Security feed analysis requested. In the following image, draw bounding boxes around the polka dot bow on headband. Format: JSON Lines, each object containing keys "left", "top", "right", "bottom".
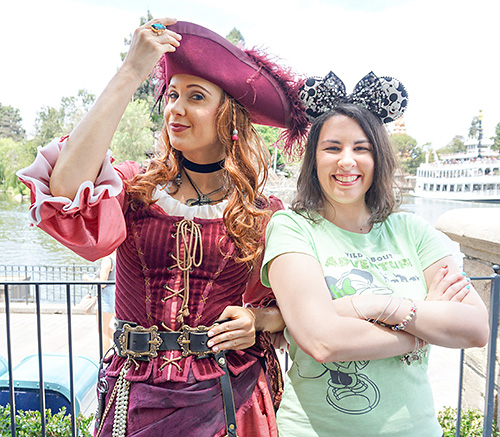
{"left": 299, "top": 71, "right": 408, "bottom": 124}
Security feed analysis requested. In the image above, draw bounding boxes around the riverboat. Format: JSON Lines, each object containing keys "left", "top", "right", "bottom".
{"left": 412, "top": 118, "right": 500, "bottom": 201}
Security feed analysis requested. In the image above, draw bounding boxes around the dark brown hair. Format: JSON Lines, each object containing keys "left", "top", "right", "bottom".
{"left": 126, "top": 92, "right": 271, "bottom": 265}
{"left": 292, "top": 103, "right": 397, "bottom": 225}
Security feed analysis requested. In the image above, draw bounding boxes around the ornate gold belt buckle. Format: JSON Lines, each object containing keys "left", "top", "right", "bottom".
{"left": 177, "top": 325, "right": 194, "bottom": 357}
{"left": 177, "top": 324, "right": 211, "bottom": 358}
{"left": 119, "top": 324, "right": 163, "bottom": 359}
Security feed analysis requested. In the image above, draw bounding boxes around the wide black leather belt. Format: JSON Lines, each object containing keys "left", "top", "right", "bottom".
{"left": 113, "top": 319, "right": 239, "bottom": 436}
{"left": 114, "top": 320, "right": 212, "bottom": 361}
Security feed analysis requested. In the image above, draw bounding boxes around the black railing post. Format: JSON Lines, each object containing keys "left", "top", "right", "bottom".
{"left": 65, "top": 284, "right": 77, "bottom": 437}
{"left": 483, "top": 265, "right": 500, "bottom": 437}
{"left": 97, "top": 285, "right": 104, "bottom": 360}
{"left": 24, "top": 265, "right": 28, "bottom": 305}
{"left": 35, "top": 284, "right": 46, "bottom": 436}
{"left": 455, "top": 348, "right": 465, "bottom": 437}
{"left": 4, "top": 285, "right": 17, "bottom": 436}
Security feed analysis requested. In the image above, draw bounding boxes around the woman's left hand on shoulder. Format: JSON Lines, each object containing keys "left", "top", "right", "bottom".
{"left": 207, "top": 306, "right": 257, "bottom": 352}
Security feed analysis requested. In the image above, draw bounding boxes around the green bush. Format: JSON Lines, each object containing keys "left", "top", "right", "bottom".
{"left": 438, "top": 406, "right": 500, "bottom": 436}
{"left": 0, "top": 404, "right": 93, "bottom": 436}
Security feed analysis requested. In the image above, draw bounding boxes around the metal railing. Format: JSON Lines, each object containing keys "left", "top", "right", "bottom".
{"left": 1, "top": 280, "right": 111, "bottom": 437}
{"left": 0, "top": 265, "right": 97, "bottom": 304}
{"left": 0, "top": 266, "right": 499, "bottom": 436}
{"left": 457, "top": 265, "right": 500, "bottom": 437}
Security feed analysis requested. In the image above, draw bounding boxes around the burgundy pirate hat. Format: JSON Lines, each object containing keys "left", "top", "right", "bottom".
{"left": 154, "top": 21, "right": 308, "bottom": 155}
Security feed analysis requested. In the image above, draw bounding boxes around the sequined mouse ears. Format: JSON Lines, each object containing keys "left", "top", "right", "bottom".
{"left": 299, "top": 71, "right": 408, "bottom": 124}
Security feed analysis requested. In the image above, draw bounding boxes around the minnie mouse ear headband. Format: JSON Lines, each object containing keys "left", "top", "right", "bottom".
{"left": 299, "top": 71, "right": 408, "bottom": 124}
{"left": 153, "top": 21, "right": 308, "bottom": 152}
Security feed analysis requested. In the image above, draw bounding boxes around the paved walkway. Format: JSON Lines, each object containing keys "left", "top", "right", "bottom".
{"left": 0, "top": 308, "right": 462, "bottom": 414}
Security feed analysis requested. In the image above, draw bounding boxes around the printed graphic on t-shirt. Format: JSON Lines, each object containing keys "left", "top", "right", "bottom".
{"left": 297, "top": 358, "right": 380, "bottom": 415}
{"left": 296, "top": 254, "right": 422, "bottom": 416}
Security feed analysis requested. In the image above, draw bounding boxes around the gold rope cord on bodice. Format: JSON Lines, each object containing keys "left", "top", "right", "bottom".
{"left": 162, "top": 219, "right": 203, "bottom": 326}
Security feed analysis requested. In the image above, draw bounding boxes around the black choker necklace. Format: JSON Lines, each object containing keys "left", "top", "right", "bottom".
{"left": 182, "top": 157, "right": 225, "bottom": 173}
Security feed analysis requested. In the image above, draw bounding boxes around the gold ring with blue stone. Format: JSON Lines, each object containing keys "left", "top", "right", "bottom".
{"left": 151, "top": 23, "right": 166, "bottom": 35}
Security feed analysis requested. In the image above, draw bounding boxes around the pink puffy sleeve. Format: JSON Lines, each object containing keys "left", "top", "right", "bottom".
{"left": 16, "top": 136, "right": 140, "bottom": 262}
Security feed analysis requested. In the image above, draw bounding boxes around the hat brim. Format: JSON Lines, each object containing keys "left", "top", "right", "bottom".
{"left": 159, "top": 21, "right": 293, "bottom": 129}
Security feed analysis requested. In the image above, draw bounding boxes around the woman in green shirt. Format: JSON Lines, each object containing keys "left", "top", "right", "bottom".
{"left": 262, "top": 72, "right": 489, "bottom": 436}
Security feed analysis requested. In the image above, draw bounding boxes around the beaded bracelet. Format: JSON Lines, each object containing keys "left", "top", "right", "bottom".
{"left": 391, "top": 300, "right": 417, "bottom": 331}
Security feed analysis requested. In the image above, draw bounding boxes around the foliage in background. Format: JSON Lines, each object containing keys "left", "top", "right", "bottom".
{"left": 390, "top": 133, "right": 425, "bottom": 175}
{"left": 469, "top": 116, "right": 480, "bottom": 139}
{"left": 226, "top": 28, "right": 245, "bottom": 46}
{"left": 437, "top": 406, "right": 500, "bottom": 437}
{"left": 254, "top": 125, "right": 290, "bottom": 171}
{"left": 33, "top": 90, "right": 96, "bottom": 147}
{"left": 437, "top": 135, "right": 466, "bottom": 155}
{"left": 0, "top": 138, "right": 36, "bottom": 194}
{"left": 110, "top": 99, "right": 154, "bottom": 163}
{"left": 0, "top": 104, "right": 26, "bottom": 142}
{"left": 493, "top": 122, "right": 500, "bottom": 151}
{"left": 120, "top": 11, "right": 164, "bottom": 133}
{"left": 0, "top": 405, "right": 93, "bottom": 437}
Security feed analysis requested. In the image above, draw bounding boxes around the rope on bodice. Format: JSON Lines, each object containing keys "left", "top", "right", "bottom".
{"left": 163, "top": 219, "right": 203, "bottom": 325}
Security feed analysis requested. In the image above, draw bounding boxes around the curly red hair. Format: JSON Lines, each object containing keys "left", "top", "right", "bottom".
{"left": 126, "top": 92, "right": 271, "bottom": 265}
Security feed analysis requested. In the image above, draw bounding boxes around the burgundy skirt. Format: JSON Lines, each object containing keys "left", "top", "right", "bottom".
{"left": 95, "top": 361, "right": 277, "bottom": 437}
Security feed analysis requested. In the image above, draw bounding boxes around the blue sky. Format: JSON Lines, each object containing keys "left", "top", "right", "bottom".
{"left": 1, "top": 0, "right": 498, "bottom": 149}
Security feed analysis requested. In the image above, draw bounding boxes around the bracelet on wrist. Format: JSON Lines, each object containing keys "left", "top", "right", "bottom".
{"left": 392, "top": 300, "right": 417, "bottom": 331}
{"left": 401, "top": 337, "right": 428, "bottom": 365}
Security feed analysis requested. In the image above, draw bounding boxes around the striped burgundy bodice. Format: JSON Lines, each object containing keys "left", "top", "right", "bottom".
{"left": 106, "top": 202, "right": 263, "bottom": 383}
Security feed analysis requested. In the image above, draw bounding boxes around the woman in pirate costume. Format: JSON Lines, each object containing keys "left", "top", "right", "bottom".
{"left": 18, "top": 18, "right": 307, "bottom": 437}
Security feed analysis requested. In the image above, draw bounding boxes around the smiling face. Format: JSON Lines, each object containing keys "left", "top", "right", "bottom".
{"left": 315, "top": 115, "right": 374, "bottom": 211}
{"left": 165, "top": 74, "right": 224, "bottom": 163}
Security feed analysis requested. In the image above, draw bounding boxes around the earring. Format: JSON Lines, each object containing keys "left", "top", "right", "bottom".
{"left": 232, "top": 106, "right": 239, "bottom": 142}
{"left": 175, "top": 172, "right": 182, "bottom": 188}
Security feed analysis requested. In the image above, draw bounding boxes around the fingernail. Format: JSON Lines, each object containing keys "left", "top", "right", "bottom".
{"left": 207, "top": 340, "right": 214, "bottom": 347}
{"left": 212, "top": 345, "right": 219, "bottom": 352}
{"left": 467, "top": 277, "right": 471, "bottom": 282}
{"left": 442, "top": 265, "right": 448, "bottom": 269}
{"left": 461, "top": 272, "right": 466, "bottom": 276}
{"left": 466, "top": 285, "right": 470, "bottom": 289}
{"left": 207, "top": 331, "right": 214, "bottom": 337}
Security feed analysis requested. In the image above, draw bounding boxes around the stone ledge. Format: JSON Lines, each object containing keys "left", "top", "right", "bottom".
{"left": 435, "top": 208, "right": 500, "bottom": 264}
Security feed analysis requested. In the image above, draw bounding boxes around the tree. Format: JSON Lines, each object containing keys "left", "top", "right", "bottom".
{"left": 0, "top": 104, "right": 26, "bottom": 141}
{"left": 390, "top": 134, "right": 424, "bottom": 175}
{"left": 120, "top": 11, "right": 154, "bottom": 62}
{"left": 33, "top": 106, "right": 65, "bottom": 147}
{"left": 120, "top": 11, "right": 164, "bottom": 132}
{"left": 492, "top": 122, "right": 500, "bottom": 152}
{"left": 60, "top": 89, "right": 96, "bottom": 133}
{"left": 437, "top": 135, "right": 466, "bottom": 155}
{"left": 0, "top": 137, "right": 34, "bottom": 193}
{"left": 468, "top": 116, "right": 479, "bottom": 139}
{"left": 110, "top": 99, "right": 154, "bottom": 163}
{"left": 33, "top": 90, "right": 95, "bottom": 147}
{"left": 226, "top": 28, "right": 245, "bottom": 47}
{"left": 254, "top": 125, "right": 290, "bottom": 169}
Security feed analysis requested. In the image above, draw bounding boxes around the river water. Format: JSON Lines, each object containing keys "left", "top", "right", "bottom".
{"left": 0, "top": 192, "right": 498, "bottom": 266}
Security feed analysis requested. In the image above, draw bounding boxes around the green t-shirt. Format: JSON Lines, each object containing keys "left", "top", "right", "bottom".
{"left": 262, "top": 210, "right": 451, "bottom": 437}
